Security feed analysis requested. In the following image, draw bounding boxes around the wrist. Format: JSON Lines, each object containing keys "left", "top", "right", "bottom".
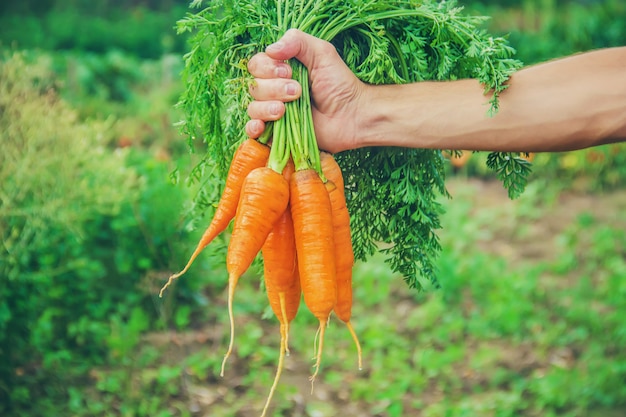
{"left": 357, "top": 84, "right": 392, "bottom": 148}
{"left": 357, "top": 83, "right": 427, "bottom": 149}
{"left": 344, "top": 82, "right": 383, "bottom": 151}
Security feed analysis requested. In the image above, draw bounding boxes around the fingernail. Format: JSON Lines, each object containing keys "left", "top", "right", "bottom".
{"left": 270, "top": 103, "right": 280, "bottom": 115}
{"left": 252, "top": 120, "right": 262, "bottom": 134}
{"left": 285, "top": 82, "right": 296, "bottom": 96}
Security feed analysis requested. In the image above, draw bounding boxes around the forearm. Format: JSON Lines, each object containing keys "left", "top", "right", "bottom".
{"left": 359, "top": 47, "right": 626, "bottom": 152}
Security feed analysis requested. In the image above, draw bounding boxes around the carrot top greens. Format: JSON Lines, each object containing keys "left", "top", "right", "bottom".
{"left": 176, "top": 0, "right": 528, "bottom": 290}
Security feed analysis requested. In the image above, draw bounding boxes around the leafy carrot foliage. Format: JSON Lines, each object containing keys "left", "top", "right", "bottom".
{"left": 175, "top": 0, "right": 525, "bottom": 290}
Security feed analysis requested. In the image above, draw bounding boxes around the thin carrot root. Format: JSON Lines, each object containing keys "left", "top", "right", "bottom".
{"left": 220, "top": 274, "right": 237, "bottom": 377}
{"left": 285, "top": 321, "right": 291, "bottom": 357}
{"left": 279, "top": 293, "right": 291, "bottom": 356}
{"left": 159, "top": 253, "right": 199, "bottom": 297}
{"left": 158, "top": 274, "right": 178, "bottom": 298}
{"left": 260, "top": 324, "right": 287, "bottom": 417}
{"left": 345, "top": 321, "right": 363, "bottom": 370}
{"left": 311, "top": 324, "right": 320, "bottom": 361}
{"left": 309, "top": 319, "right": 327, "bottom": 393}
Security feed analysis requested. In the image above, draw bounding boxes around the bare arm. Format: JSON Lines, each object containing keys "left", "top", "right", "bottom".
{"left": 246, "top": 30, "right": 626, "bottom": 154}
{"left": 361, "top": 47, "right": 626, "bottom": 152}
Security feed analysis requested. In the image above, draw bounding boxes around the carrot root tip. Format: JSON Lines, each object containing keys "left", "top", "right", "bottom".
{"left": 260, "top": 330, "right": 287, "bottom": 417}
{"left": 220, "top": 277, "right": 237, "bottom": 377}
{"left": 159, "top": 247, "right": 205, "bottom": 297}
{"left": 158, "top": 271, "right": 184, "bottom": 298}
{"left": 345, "top": 321, "right": 363, "bottom": 371}
{"left": 308, "top": 320, "right": 327, "bottom": 392}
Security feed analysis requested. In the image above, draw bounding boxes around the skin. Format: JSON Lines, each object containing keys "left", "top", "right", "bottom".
{"left": 246, "top": 29, "right": 626, "bottom": 154}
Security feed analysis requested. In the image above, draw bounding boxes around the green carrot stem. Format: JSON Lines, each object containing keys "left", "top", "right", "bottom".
{"left": 257, "top": 122, "right": 273, "bottom": 145}
{"left": 268, "top": 111, "right": 289, "bottom": 173}
{"left": 276, "top": 0, "right": 282, "bottom": 30}
{"left": 299, "top": 64, "right": 325, "bottom": 181}
{"left": 286, "top": 98, "right": 306, "bottom": 170}
{"left": 292, "top": 0, "right": 321, "bottom": 29}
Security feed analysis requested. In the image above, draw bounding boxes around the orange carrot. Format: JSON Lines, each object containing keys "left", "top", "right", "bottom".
{"left": 321, "top": 152, "right": 362, "bottom": 370}
{"left": 260, "top": 206, "right": 301, "bottom": 417}
{"left": 263, "top": 158, "right": 298, "bottom": 353}
{"left": 320, "top": 151, "right": 345, "bottom": 190}
{"left": 289, "top": 168, "right": 337, "bottom": 384}
{"left": 159, "top": 138, "right": 270, "bottom": 297}
{"left": 221, "top": 166, "right": 289, "bottom": 376}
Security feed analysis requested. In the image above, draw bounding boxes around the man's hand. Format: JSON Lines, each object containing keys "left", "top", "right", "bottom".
{"left": 246, "top": 29, "right": 367, "bottom": 154}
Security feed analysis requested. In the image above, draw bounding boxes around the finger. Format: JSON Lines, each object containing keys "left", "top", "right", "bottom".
{"left": 247, "top": 100, "right": 285, "bottom": 121}
{"left": 248, "top": 78, "right": 301, "bottom": 101}
{"left": 245, "top": 119, "right": 266, "bottom": 139}
{"left": 266, "top": 29, "right": 336, "bottom": 69}
{"left": 248, "top": 52, "right": 292, "bottom": 78}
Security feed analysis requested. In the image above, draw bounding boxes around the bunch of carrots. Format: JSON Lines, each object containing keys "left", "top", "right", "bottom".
{"left": 160, "top": 62, "right": 362, "bottom": 415}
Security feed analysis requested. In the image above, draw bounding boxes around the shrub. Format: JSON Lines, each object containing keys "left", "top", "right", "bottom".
{"left": 0, "top": 52, "right": 208, "bottom": 416}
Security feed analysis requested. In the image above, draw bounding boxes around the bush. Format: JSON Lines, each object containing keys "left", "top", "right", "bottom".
{"left": 0, "top": 52, "right": 210, "bottom": 416}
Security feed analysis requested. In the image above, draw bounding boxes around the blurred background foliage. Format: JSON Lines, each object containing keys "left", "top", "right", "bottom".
{"left": 465, "top": 0, "right": 626, "bottom": 64}
{"left": 0, "top": 0, "right": 625, "bottom": 416}
{"left": 0, "top": 0, "right": 188, "bottom": 58}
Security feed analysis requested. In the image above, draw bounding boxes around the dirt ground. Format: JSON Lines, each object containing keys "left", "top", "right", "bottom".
{"left": 450, "top": 178, "right": 626, "bottom": 266}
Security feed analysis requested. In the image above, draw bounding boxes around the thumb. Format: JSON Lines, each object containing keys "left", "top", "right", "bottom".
{"left": 265, "top": 29, "right": 328, "bottom": 69}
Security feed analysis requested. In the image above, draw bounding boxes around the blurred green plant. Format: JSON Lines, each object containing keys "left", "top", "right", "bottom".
{"left": 0, "top": 3, "right": 189, "bottom": 59}
{"left": 455, "top": 143, "right": 626, "bottom": 194}
{"left": 476, "top": 0, "right": 626, "bottom": 65}
{"left": 0, "top": 52, "right": 217, "bottom": 416}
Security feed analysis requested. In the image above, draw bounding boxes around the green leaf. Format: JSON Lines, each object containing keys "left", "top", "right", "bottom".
{"left": 175, "top": 0, "right": 524, "bottom": 289}
{"left": 486, "top": 152, "right": 533, "bottom": 199}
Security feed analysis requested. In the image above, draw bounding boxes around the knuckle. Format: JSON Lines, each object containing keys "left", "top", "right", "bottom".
{"left": 247, "top": 82, "right": 259, "bottom": 99}
{"left": 247, "top": 101, "right": 261, "bottom": 118}
{"left": 318, "top": 40, "right": 337, "bottom": 56}
{"left": 247, "top": 52, "right": 268, "bottom": 75}
{"left": 247, "top": 101, "right": 283, "bottom": 121}
{"left": 247, "top": 56, "right": 258, "bottom": 74}
{"left": 272, "top": 80, "right": 286, "bottom": 97}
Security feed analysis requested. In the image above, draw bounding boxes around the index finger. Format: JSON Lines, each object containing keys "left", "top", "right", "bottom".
{"left": 247, "top": 52, "right": 292, "bottom": 79}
